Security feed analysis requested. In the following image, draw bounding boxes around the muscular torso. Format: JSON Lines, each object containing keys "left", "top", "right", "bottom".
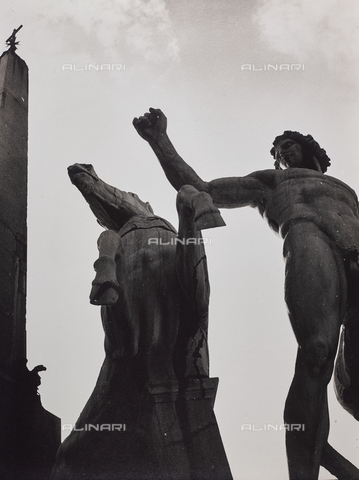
{"left": 261, "top": 169, "right": 359, "bottom": 251}
{"left": 215, "top": 167, "right": 359, "bottom": 253}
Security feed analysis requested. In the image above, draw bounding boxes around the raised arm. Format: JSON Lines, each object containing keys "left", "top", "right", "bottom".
{"left": 133, "top": 108, "right": 274, "bottom": 209}
{"left": 133, "top": 108, "right": 205, "bottom": 192}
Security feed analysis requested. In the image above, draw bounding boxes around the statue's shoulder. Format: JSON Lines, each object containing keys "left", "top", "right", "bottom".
{"left": 280, "top": 169, "right": 358, "bottom": 203}
{"left": 324, "top": 174, "right": 359, "bottom": 202}
{"left": 248, "top": 168, "right": 284, "bottom": 188}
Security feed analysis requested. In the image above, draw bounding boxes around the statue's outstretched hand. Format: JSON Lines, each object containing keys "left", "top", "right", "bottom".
{"left": 133, "top": 107, "right": 167, "bottom": 142}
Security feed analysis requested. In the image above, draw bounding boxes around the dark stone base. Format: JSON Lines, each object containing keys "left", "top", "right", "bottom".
{"left": 0, "top": 367, "right": 61, "bottom": 480}
{"left": 51, "top": 377, "right": 232, "bottom": 480}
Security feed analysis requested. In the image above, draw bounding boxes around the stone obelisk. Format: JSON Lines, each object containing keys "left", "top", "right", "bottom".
{"left": 0, "top": 28, "right": 60, "bottom": 480}
{"left": 0, "top": 26, "right": 28, "bottom": 370}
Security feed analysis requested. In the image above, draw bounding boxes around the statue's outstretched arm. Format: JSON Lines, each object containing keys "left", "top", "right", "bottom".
{"left": 133, "top": 108, "right": 273, "bottom": 209}
{"left": 133, "top": 108, "right": 206, "bottom": 192}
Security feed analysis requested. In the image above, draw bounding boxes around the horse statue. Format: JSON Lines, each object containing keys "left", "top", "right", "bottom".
{"left": 51, "top": 164, "right": 232, "bottom": 480}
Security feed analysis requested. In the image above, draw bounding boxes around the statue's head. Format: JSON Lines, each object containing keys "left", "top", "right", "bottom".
{"left": 68, "top": 163, "right": 154, "bottom": 231}
{"left": 270, "top": 131, "right": 331, "bottom": 173}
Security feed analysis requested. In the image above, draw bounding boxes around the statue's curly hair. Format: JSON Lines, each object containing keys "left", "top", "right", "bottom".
{"left": 270, "top": 131, "right": 331, "bottom": 173}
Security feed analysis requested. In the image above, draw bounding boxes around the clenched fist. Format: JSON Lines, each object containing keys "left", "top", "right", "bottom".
{"left": 133, "top": 107, "right": 167, "bottom": 143}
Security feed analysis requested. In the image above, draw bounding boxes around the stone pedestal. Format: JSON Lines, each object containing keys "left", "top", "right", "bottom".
{"left": 145, "top": 382, "right": 191, "bottom": 479}
{"left": 143, "top": 378, "right": 233, "bottom": 480}
{"left": 177, "top": 378, "right": 233, "bottom": 480}
{"left": 51, "top": 370, "right": 232, "bottom": 480}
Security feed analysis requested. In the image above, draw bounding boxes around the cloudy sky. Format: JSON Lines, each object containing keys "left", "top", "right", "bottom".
{"left": 1, "top": 1, "right": 359, "bottom": 479}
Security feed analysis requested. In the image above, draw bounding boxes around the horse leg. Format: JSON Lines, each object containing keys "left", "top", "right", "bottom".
{"left": 176, "top": 185, "right": 224, "bottom": 313}
{"left": 175, "top": 185, "right": 225, "bottom": 378}
{"left": 90, "top": 230, "right": 121, "bottom": 306}
{"left": 191, "top": 190, "right": 226, "bottom": 231}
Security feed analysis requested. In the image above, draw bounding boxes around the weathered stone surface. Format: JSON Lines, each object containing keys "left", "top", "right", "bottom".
{"left": 133, "top": 108, "right": 359, "bottom": 480}
{"left": 0, "top": 361, "right": 61, "bottom": 480}
{"left": 0, "top": 49, "right": 28, "bottom": 369}
{"left": 0, "top": 47, "right": 60, "bottom": 480}
{"left": 51, "top": 164, "right": 231, "bottom": 479}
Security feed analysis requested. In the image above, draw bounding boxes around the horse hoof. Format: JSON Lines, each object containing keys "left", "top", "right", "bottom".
{"left": 90, "top": 282, "right": 119, "bottom": 306}
{"left": 194, "top": 211, "right": 226, "bottom": 231}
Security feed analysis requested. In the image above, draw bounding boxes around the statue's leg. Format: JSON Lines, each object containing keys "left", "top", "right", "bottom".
{"left": 283, "top": 223, "right": 347, "bottom": 480}
{"left": 324, "top": 267, "right": 359, "bottom": 479}
{"left": 321, "top": 442, "right": 359, "bottom": 480}
{"left": 334, "top": 267, "right": 359, "bottom": 422}
{"left": 90, "top": 230, "right": 121, "bottom": 306}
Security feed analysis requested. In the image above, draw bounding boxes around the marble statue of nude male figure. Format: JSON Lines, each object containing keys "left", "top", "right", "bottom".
{"left": 133, "top": 108, "right": 359, "bottom": 480}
